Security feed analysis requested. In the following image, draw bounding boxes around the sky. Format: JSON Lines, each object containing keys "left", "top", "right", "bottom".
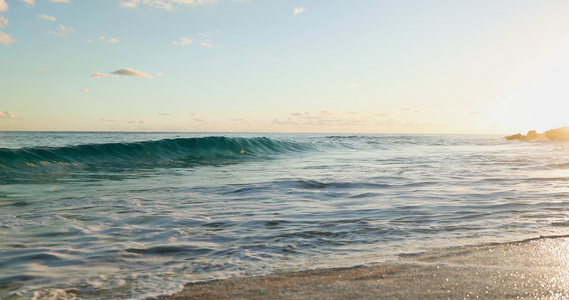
{"left": 1, "top": 0, "right": 569, "bottom": 133}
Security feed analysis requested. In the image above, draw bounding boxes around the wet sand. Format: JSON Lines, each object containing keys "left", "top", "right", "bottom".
{"left": 163, "top": 236, "right": 569, "bottom": 299}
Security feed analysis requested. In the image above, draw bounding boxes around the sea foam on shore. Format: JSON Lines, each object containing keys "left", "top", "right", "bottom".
{"left": 164, "top": 236, "right": 569, "bottom": 299}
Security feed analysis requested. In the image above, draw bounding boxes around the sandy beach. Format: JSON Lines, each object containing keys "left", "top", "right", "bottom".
{"left": 163, "top": 236, "right": 569, "bottom": 299}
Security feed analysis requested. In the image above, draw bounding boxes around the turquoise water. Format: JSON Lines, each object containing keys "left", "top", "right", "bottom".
{"left": 2, "top": 132, "right": 569, "bottom": 299}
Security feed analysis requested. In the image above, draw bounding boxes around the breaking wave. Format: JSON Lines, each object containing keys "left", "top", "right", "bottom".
{"left": 0, "top": 136, "right": 312, "bottom": 171}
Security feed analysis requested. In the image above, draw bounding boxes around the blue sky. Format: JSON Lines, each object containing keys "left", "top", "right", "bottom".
{"left": 2, "top": 0, "right": 569, "bottom": 133}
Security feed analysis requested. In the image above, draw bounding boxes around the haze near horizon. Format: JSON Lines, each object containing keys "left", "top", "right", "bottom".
{"left": 2, "top": 0, "right": 569, "bottom": 134}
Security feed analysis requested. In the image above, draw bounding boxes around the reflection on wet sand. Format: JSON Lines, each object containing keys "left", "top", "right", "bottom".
{"left": 164, "top": 236, "right": 569, "bottom": 299}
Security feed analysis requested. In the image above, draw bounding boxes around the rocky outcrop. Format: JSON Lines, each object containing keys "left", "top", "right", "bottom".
{"left": 506, "top": 127, "right": 569, "bottom": 141}
{"left": 505, "top": 130, "right": 545, "bottom": 141}
{"left": 544, "top": 127, "right": 569, "bottom": 141}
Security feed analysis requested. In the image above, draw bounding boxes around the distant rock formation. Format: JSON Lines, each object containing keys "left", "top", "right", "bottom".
{"left": 505, "top": 130, "right": 545, "bottom": 141}
{"left": 506, "top": 127, "right": 569, "bottom": 141}
{"left": 545, "top": 127, "right": 569, "bottom": 141}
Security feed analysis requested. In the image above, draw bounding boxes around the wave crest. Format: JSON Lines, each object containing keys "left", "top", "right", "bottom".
{"left": 0, "top": 136, "right": 311, "bottom": 170}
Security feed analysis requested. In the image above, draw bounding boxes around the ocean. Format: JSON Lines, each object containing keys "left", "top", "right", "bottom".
{"left": 1, "top": 132, "right": 569, "bottom": 299}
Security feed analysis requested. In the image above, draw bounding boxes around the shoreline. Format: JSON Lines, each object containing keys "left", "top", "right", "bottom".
{"left": 163, "top": 235, "right": 569, "bottom": 299}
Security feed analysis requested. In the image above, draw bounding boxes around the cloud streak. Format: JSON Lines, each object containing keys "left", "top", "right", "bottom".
{"left": 0, "top": 15, "right": 8, "bottom": 28}
{"left": 19, "top": 0, "right": 34, "bottom": 7}
{"left": 120, "top": 0, "right": 217, "bottom": 10}
{"left": 173, "top": 37, "right": 193, "bottom": 46}
{"left": 37, "top": 14, "right": 56, "bottom": 21}
{"left": 270, "top": 109, "right": 458, "bottom": 131}
{"left": 293, "top": 7, "right": 304, "bottom": 15}
{"left": 273, "top": 110, "right": 372, "bottom": 128}
{"left": 101, "top": 118, "right": 119, "bottom": 122}
{"left": 91, "top": 72, "right": 119, "bottom": 78}
{"left": 200, "top": 39, "right": 223, "bottom": 48}
{"left": 129, "top": 119, "right": 151, "bottom": 124}
{"left": 0, "top": 31, "right": 15, "bottom": 45}
{"left": 0, "top": 110, "right": 16, "bottom": 118}
{"left": 112, "top": 68, "right": 154, "bottom": 78}
{"left": 0, "top": 0, "right": 8, "bottom": 12}
{"left": 97, "top": 36, "right": 120, "bottom": 43}
{"left": 0, "top": 15, "right": 12, "bottom": 45}
{"left": 91, "top": 68, "right": 154, "bottom": 79}
{"left": 46, "top": 24, "right": 76, "bottom": 37}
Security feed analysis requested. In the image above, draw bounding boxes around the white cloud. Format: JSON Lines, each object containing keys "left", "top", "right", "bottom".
{"left": 93, "top": 37, "right": 119, "bottom": 43}
{"left": 101, "top": 118, "right": 119, "bottom": 122}
{"left": 349, "top": 83, "right": 358, "bottom": 88}
{"left": 129, "top": 119, "right": 151, "bottom": 124}
{"left": 49, "top": 0, "right": 73, "bottom": 4}
{"left": 112, "top": 68, "right": 154, "bottom": 79}
{"left": 0, "top": 15, "right": 8, "bottom": 28}
{"left": 37, "top": 14, "right": 56, "bottom": 21}
{"left": 0, "top": 0, "right": 8, "bottom": 12}
{"left": 92, "top": 68, "right": 154, "bottom": 79}
{"left": 119, "top": 0, "right": 217, "bottom": 10}
{"left": 199, "top": 31, "right": 220, "bottom": 37}
{"left": 46, "top": 24, "right": 76, "bottom": 37}
{"left": 274, "top": 110, "right": 376, "bottom": 128}
{"left": 0, "top": 110, "right": 16, "bottom": 118}
{"left": 91, "top": 72, "right": 119, "bottom": 78}
{"left": 200, "top": 39, "right": 223, "bottom": 48}
{"left": 319, "top": 110, "right": 335, "bottom": 116}
{"left": 120, "top": 1, "right": 138, "bottom": 8}
{"left": 0, "top": 31, "right": 15, "bottom": 45}
{"left": 152, "top": 1, "right": 173, "bottom": 10}
{"left": 173, "top": 32, "right": 223, "bottom": 48}
{"left": 95, "top": 36, "right": 120, "bottom": 44}
{"left": 173, "top": 37, "right": 193, "bottom": 46}
{"left": 18, "top": 0, "right": 34, "bottom": 7}
{"left": 82, "top": 88, "right": 89, "bottom": 93}
{"left": 293, "top": 7, "right": 304, "bottom": 15}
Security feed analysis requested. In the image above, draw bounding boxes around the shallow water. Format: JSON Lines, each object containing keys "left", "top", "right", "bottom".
{"left": 1, "top": 132, "right": 569, "bottom": 299}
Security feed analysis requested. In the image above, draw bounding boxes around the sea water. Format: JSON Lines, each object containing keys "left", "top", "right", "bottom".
{"left": 2, "top": 132, "right": 569, "bottom": 299}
